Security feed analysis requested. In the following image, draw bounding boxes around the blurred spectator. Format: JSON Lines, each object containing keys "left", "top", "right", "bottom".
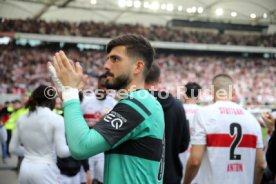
{"left": 4, "top": 99, "right": 28, "bottom": 157}
{"left": 0, "top": 119, "right": 7, "bottom": 163}
{"left": 0, "top": 46, "right": 275, "bottom": 107}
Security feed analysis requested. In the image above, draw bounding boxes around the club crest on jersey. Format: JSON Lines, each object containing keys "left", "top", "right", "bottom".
{"left": 104, "top": 111, "right": 127, "bottom": 129}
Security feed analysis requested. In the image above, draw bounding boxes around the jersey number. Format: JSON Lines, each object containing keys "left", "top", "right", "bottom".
{"left": 229, "top": 123, "right": 242, "bottom": 160}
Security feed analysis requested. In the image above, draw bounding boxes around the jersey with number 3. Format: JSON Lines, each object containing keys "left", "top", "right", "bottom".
{"left": 191, "top": 101, "right": 263, "bottom": 184}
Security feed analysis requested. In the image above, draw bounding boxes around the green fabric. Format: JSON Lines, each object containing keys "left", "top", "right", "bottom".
{"left": 63, "top": 99, "right": 111, "bottom": 160}
{"left": 53, "top": 109, "right": 63, "bottom": 115}
{"left": 105, "top": 90, "right": 164, "bottom": 184}
{"left": 4, "top": 108, "right": 28, "bottom": 131}
{"left": 63, "top": 90, "right": 164, "bottom": 184}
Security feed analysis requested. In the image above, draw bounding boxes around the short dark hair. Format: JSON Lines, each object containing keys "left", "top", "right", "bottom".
{"left": 106, "top": 34, "right": 155, "bottom": 77}
{"left": 212, "top": 74, "right": 233, "bottom": 93}
{"left": 26, "top": 85, "right": 56, "bottom": 113}
{"left": 145, "top": 62, "right": 160, "bottom": 84}
{"left": 185, "top": 82, "right": 201, "bottom": 98}
{"left": 212, "top": 74, "right": 232, "bottom": 84}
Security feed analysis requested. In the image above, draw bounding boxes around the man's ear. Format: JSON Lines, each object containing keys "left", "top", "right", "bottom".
{"left": 134, "top": 60, "right": 145, "bottom": 75}
{"left": 231, "top": 86, "right": 238, "bottom": 102}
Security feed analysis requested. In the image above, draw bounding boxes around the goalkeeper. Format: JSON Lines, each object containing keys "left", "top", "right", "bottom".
{"left": 48, "top": 34, "right": 165, "bottom": 184}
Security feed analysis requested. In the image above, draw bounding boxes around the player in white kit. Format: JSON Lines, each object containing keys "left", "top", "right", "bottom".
{"left": 9, "top": 85, "right": 71, "bottom": 184}
{"left": 180, "top": 82, "right": 201, "bottom": 182}
{"left": 184, "top": 74, "right": 265, "bottom": 184}
{"left": 81, "top": 74, "right": 117, "bottom": 184}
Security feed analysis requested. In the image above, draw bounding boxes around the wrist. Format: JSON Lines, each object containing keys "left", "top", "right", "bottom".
{"left": 62, "top": 87, "right": 79, "bottom": 102}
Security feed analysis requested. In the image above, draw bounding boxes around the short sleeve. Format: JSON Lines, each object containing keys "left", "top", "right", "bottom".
{"left": 190, "top": 110, "right": 207, "bottom": 145}
{"left": 256, "top": 123, "right": 264, "bottom": 149}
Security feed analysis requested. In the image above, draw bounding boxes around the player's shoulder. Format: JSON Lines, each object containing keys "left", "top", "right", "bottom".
{"left": 121, "top": 90, "right": 162, "bottom": 114}
{"left": 82, "top": 94, "right": 97, "bottom": 102}
{"left": 105, "top": 95, "right": 118, "bottom": 105}
{"left": 80, "top": 94, "right": 97, "bottom": 107}
{"left": 49, "top": 110, "right": 64, "bottom": 122}
{"left": 196, "top": 102, "right": 215, "bottom": 114}
{"left": 16, "top": 112, "right": 28, "bottom": 125}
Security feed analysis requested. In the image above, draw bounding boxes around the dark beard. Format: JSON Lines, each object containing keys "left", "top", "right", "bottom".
{"left": 105, "top": 73, "right": 131, "bottom": 90}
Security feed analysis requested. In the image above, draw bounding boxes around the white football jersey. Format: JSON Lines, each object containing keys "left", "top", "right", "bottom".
{"left": 180, "top": 103, "right": 201, "bottom": 183}
{"left": 81, "top": 94, "right": 117, "bottom": 127}
{"left": 185, "top": 104, "right": 201, "bottom": 126}
{"left": 191, "top": 101, "right": 263, "bottom": 184}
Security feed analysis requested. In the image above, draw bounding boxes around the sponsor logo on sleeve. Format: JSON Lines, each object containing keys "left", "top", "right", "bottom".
{"left": 103, "top": 111, "right": 127, "bottom": 129}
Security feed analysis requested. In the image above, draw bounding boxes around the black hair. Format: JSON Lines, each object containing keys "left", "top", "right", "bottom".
{"left": 145, "top": 62, "right": 160, "bottom": 84}
{"left": 185, "top": 82, "right": 202, "bottom": 98}
{"left": 25, "top": 85, "right": 56, "bottom": 113}
{"left": 106, "top": 34, "right": 155, "bottom": 77}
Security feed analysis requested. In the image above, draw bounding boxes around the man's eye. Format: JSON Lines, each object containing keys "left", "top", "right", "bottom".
{"left": 111, "top": 56, "right": 119, "bottom": 62}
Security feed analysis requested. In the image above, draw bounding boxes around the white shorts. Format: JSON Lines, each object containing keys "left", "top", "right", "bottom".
{"left": 19, "top": 159, "right": 61, "bottom": 184}
{"left": 89, "top": 153, "right": 104, "bottom": 182}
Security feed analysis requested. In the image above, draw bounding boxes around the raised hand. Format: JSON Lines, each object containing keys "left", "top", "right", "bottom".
{"left": 48, "top": 51, "right": 84, "bottom": 89}
{"left": 261, "top": 112, "right": 275, "bottom": 132}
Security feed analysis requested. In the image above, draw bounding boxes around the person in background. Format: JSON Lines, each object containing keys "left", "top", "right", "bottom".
{"left": 262, "top": 112, "right": 276, "bottom": 175}
{"left": 180, "top": 82, "right": 202, "bottom": 182}
{"left": 5, "top": 99, "right": 28, "bottom": 157}
{"left": 145, "top": 63, "right": 190, "bottom": 184}
{"left": 0, "top": 119, "right": 7, "bottom": 163}
{"left": 9, "top": 85, "right": 71, "bottom": 184}
{"left": 0, "top": 101, "right": 11, "bottom": 163}
{"left": 184, "top": 74, "right": 265, "bottom": 184}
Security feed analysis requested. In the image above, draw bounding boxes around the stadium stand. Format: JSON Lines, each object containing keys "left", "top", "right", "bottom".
{"left": 1, "top": 18, "right": 276, "bottom": 47}
{"left": 0, "top": 45, "right": 275, "bottom": 107}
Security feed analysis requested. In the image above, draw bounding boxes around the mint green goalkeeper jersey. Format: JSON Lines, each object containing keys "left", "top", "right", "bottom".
{"left": 63, "top": 90, "right": 165, "bottom": 184}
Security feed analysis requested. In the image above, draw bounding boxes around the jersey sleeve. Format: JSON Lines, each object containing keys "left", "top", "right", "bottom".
{"left": 63, "top": 99, "right": 111, "bottom": 160}
{"left": 9, "top": 118, "right": 25, "bottom": 157}
{"left": 53, "top": 115, "right": 71, "bottom": 158}
{"left": 190, "top": 110, "right": 207, "bottom": 145}
{"left": 255, "top": 123, "right": 264, "bottom": 149}
{"left": 93, "top": 99, "right": 149, "bottom": 147}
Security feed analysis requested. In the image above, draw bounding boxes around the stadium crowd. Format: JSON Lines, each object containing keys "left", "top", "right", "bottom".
{"left": 1, "top": 18, "right": 276, "bottom": 47}
{"left": 0, "top": 46, "right": 275, "bottom": 107}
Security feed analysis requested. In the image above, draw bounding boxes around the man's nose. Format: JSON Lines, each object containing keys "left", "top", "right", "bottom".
{"left": 104, "top": 59, "right": 111, "bottom": 70}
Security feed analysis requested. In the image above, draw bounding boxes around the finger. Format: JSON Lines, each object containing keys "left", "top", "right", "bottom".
{"left": 55, "top": 53, "right": 65, "bottom": 70}
{"left": 261, "top": 113, "right": 272, "bottom": 123}
{"left": 59, "top": 50, "right": 74, "bottom": 71}
{"left": 69, "top": 59, "right": 76, "bottom": 72}
{"left": 266, "top": 112, "right": 273, "bottom": 119}
{"left": 51, "top": 57, "right": 60, "bottom": 73}
{"left": 76, "top": 62, "right": 83, "bottom": 75}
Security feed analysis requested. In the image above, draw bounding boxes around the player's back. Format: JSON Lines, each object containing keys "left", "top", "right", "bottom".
{"left": 192, "top": 101, "right": 263, "bottom": 184}
{"left": 16, "top": 107, "right": 65, "bottom": 161}
{"left": 184, "top": 103, "right": 201, "bottom": 125}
